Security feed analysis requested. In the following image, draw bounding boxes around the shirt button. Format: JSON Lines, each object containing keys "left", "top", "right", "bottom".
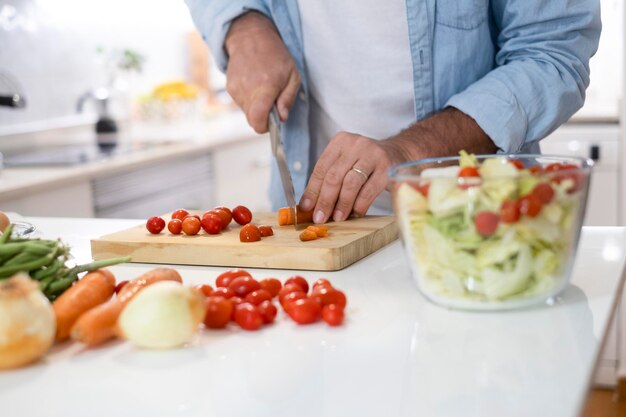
{"left": 293, "top": 161, "right": 303, "bottom": 171}
{"left": 299, "top": 91, "right": 306, "bottom": 101}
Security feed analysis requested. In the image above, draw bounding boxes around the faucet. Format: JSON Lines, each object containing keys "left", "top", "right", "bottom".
{"left": 0, "top": 71, "right": 26, "bottom": 109}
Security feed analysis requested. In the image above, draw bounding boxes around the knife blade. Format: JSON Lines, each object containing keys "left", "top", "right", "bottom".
{"left": 269, "top": 105, "right": 299, "bottom": 229}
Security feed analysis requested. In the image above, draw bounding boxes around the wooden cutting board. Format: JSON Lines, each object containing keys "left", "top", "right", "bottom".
{"left": 90, "top": 213, "right": 398, "bottom": 271}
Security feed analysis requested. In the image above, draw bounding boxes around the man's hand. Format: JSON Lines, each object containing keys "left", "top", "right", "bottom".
{"left": 299, "top": 108, "right": 498, "bottom": 223}
{"left": 225, "top": 12, "right": 301, "bottom": 133}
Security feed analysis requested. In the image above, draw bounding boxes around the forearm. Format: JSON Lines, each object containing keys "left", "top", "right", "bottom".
{"left": 383, "top": 107, "right": 498, "bottom": 164}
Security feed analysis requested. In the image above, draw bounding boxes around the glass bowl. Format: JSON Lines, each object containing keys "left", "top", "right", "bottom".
{"left": 389, "top": 154, "right": 592, "bottom": 311}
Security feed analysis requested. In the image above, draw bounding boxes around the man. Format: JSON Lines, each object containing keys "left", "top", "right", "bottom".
{"left": 186, "top": 1, "right": 601, "bottom": 223}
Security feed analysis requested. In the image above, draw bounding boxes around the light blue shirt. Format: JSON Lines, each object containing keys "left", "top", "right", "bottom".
{"left": 186, "top": 0, "right": 601, "bottom": 210}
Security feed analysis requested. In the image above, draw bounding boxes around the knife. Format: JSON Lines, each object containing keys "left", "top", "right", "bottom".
{"left": 269, "top": 105, "right": 299, "bottom": 229}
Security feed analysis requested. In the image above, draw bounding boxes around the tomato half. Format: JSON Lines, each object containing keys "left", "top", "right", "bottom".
{"left": 240, "top": 224, "right": 262, "bottom": 242}
{"left": 258, "top": 225, "right": 274, "bottom": 237}
{"left": 518, "top": 194, "right": 542, "bottom": 218}
{"left": 500, "top": 200, "right": 521, "bottom": 224}
{"left": 532, "top": 183, "right": 555, "bottom": 204}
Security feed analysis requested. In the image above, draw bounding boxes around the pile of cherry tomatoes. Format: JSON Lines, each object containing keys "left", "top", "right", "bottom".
{"left": 195, "top": 269, "right": 347, "bottom": 330}
{"left": 145, "top": 206, "right": 274, "bottom": 243}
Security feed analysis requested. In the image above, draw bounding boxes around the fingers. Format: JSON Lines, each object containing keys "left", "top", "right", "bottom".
{"left": 246, "top": 85, "right": 280, "bottom": 133}
{"left": 300, "top": 133, "right": 391, "bottom": 224}
{"left": 277, "top": 70, "right": 301, "bottom": 121}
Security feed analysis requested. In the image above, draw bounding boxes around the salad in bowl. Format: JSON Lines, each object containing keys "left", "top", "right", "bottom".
{"left": 390, "top": 152, "right": 592, "bottom": 310}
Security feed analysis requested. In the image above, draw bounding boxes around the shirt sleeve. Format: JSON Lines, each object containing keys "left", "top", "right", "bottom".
{"left": 184, "top": 0, "right": 271, "bottom": 72}
{"left": 445, "top": 0, "right": 601, "bottom": 152}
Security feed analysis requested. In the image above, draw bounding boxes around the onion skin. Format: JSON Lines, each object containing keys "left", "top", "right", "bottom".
{"left": 0, "top": 274, "right": 55, "bottom": 369}
{"left": 117, "top": 281, "right": 206, "bottom": 349}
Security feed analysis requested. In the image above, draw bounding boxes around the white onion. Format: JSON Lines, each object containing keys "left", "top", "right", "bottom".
{"left": 0, "top": 274, "right": 55, "bottom": 369}
{"left": 117, "top": 281, "right": 206, "bottom": 349}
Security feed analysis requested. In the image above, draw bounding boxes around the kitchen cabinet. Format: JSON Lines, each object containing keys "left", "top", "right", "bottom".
{"left": 0, "top": 180, "right": 94, "bottom": 217}
{"left": 212, "top": 134, "right": 272, "bottom": 212}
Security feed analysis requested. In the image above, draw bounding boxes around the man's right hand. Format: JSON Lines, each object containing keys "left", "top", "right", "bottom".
{"left": 225, "top": 12, "right": 301, "bottom": 133}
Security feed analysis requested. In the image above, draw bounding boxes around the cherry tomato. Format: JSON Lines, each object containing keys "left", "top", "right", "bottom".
{"left": 240, "top": 224, "right": 262, "bottom": 242}
{"left": 184, "top": 214, "right": 201, "bottom": 222}
{"left": 529, "top": 165, "right": 543, "bottom": 175}
{"left": 146, "top": 216, "right": 165, "bottom": 234}
{"left": 228, "top": 276, "right": 261, "bottom": 297}
{"left": 258, "top": 225, "right": 274, "bottom": 237}
{"left": 203, "top": 296, "right": 233, "bottom": 329}
{"left": 259, "top": 278, "right": 282, "bottom": 297}
{"left": 171, "top": 209, "right": 189, "bottom": 221}
{"left": 532, "top": 182, "right": 555, "bottom": 204}
{"left": 244, "top": 289, "right": 273, "bottom": 305}
{"left": 285, "top": 275, "right": 309, "bottom": 293}
{"left": 234, "top": 303, "right": 264, "bottom": 331}
{"left": 230, "top": 296, "right": 244, "bottom": 320}
{"left": 167, "top": 219, "right": 183, "bottom": 234}
{"left": 215, "top": 269, "right": 252, "bottom": 288}
{"left": 312, "top": 278, "right": 333, "bottom": 291}
{"left": 232, "top": 205, "right": 253, "bottom": 225}
{"left": 287, "top": 298, "right": 322, "bottom": 325}
{"left": 551, "top": 168, "right": 583, "bottom": 194}
{"left": 474, "top": 211, "right": 499, "bottom": 237}
{"left": 213, "top": 207, "right": 233, "bottom": 229}
{"left": 278, "top": 283, "right": 306, "bottom": 303}
{"left": 212, "top": 287, "right": 235, "bottom": 299}
{"left": 114, "top": 280, "right": 129, "bottom": 294}
{"left": 322, "top": 304, "right": 345, "bottom": 326}
{"left": 458, "top": 166, "right": 480, "bottom": 177}
{"left": 518, "top": 194, "right": 542, "bottom": 218}
{"left": 500, "top": 200, "right": 521, "bottom": 224}
{"left": 311, "top": 287, "right": 347, "bottom": 309}
{"left": 194, "top": 284, "right": 214, "bottom": 298}
{"left": 281, "top": 292, "right": 308, "bottom": 311}
{"left": 508, "top": 159, "right": 524, "bottom": 170}
{"left": 201, "top": 213, "right": 222, "bottom": 235}
{"left": 258, "top": 300, "right": 277, "bottom": 324}
{"left": 182, "top": 216, "right": 201, "bottom": 235}
{"left": 410, "top": 181, "right": 430, "bottom": 197}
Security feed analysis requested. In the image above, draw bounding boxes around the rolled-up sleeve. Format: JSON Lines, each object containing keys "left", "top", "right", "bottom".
{"left": 446, "top": 0, "right": 601, "bottom": 152}
{"left": 185, "top": 0, "right": 270, "bottom": 72}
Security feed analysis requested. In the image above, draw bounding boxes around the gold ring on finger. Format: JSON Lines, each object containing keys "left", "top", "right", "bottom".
{"left": 350, "top": 166, "right": 370, "bottom": 181}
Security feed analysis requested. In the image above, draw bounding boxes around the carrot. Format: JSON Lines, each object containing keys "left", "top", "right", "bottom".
{"left": 307, "top": 225, "right": 329, "bottom": 237}
{"left": 52, "top": 269, "right": 116, "bottom": 342}
{"left": 70, "top": 267, "right": 182, "bottom": 346}
{"left": 299, "top": 228, "right": 318, "bottom": 242}
{"left": 278, "top": 206, "right": 314, "bottom": 226}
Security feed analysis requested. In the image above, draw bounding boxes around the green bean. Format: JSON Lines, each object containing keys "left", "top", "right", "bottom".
{"left": 47, "top": 276, "right": 75, "bottom": 296}
{"left": 0, "top": 224, "right": 13, "bottom": 244}
{"left": 0, "top": 247, "right": 59, "bottom": 278}
{"left": 72, "top": 256, "right": 132, "bottom": 274}
{"left": 30, "top": 260, "right": 65, "bottom": 280}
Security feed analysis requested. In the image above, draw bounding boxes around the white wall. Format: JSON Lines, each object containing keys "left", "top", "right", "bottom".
{"left": 0, "top": 0, "right": 195, "bottom": 134}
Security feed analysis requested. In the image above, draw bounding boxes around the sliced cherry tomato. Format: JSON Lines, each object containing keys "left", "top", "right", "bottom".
{"left": 312, "top": 278, "right": 333, "bottom": 291}
{"left": 259, "top": 278, "right": 282, "bottom": 297}
{"left": 529, "top": 165, "right": 543, "bottom": 175}
{"left": 410, "top": 181, "right": 430, "bottom": 197}
{"left": 232, "top": 205, "right": 253, "bottom": 225}
{"left": 258, "top": 300, "right": 277, "bottom": 324}
{"left": 518, "top": 194, "right": 542, "bottom": 218}
{"left": 171, "top": 209, "right": 190, "bottom": 221}
{"left": 114, "top": 280, "right": 129, "bottom": 294}
{"left": 182, "top": 216, "right": 201, "bottom": 235}
{"left": 244, "top": 289, "right": 273, "bottom": 306}
{"left": 201, "top": 213, "right": 222, "bottom": 235}
{"left": 258, "top": 225, "right": 274, "bottom": 237}
{"left": 500, "top": 200, "right": 521, "bottom": 224}
{"left": 203, "top": 296, "right": 233, "bottom": 329}
{"left": 311, "top": 287, "right": 347, "bottom": 309}
{"left": 474, "top": 211, "right": 499, "bottom": 237}
{"left": 281, "top": 291, "right": 308, "bottom": 310}
{"left": 194, "top": 284, "right": 214, "bottom": 298}
{"left": 215, "top": 269, "right": 252, "bottom": 288}
{"left": 234, "top": 303, "right": 264, "bottom": 331}
{"left": 552, "top": 169, "right": 583, "bottom": 194}
{"left": 287, "top": 298, "right": 322, "bottom": 325}
{"left": 285, "top": 275, "right": 309, "bottom": 293}
{"left": 458, "top": 166, "right": 480, "bottom": 177}
{"left": 146, "top": 216, "right": 166, "bottom": 234}
{"left": 508, "top": 159, "right": 525, "bottom": 170}
{"left": 213, "top": 207, "right": 232, "bottom": 229}
{"left": 545, "top": 162, "right": 577, "bottom": 172}
{"left": 532, "top": 182, "right": 555, "bottom": 204}
{"left": 228, "top": 276, "right": 261, "bottom": 297}
{"left": 212, "top": 287, "right": 235, "bottom": 299}
{"left": 167, "top": 219, "right": 182, "bottom": 234}
{"left": 240, "top": 224, "right": 262, "bottom": 242}
{"left": 322, "top": 304, "right": 345, "bottom": 326}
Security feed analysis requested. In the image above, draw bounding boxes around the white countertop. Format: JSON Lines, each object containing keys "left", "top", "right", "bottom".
{"left": 2, "top": 217, "right": 626, "bottom": 417}
{"left": 0, "top": 111, "right": 259, "bottom": 201}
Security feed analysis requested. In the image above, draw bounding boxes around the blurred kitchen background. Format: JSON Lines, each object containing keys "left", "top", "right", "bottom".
{"left": 0, "top": 0, "right": 624, "bottom": 225}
